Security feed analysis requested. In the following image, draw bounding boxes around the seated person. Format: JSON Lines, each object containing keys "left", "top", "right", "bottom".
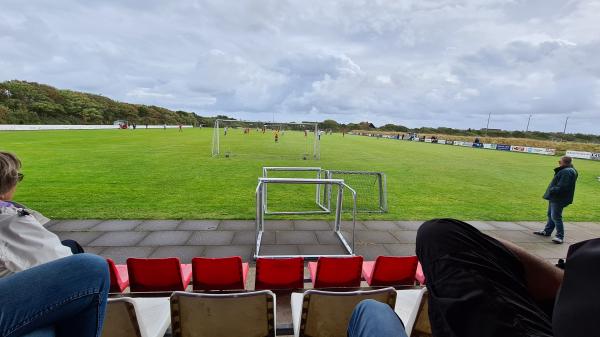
{"left": 417, "top": 218, "right": 598, "bottom": 337}
{"left": 0, "top": 253, "right": 109, "bottom": 337}
{"left": 0, "top": 151, "right": 81, "bottom": 279}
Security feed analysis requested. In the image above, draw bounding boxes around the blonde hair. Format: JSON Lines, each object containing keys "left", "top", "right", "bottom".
{"left": 0, "top": 152, "right": 21, "bottom": 195}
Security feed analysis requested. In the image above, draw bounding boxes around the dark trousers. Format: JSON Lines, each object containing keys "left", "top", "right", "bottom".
{"left": 544, "top": 202, "right": 565, "bottom": 239}
{"left": 416, "top": 219, "right": 553, "bottom": 337}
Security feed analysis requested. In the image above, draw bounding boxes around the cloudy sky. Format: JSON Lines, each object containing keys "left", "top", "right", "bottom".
{"left": 1, "top": 0, "right": 599, "bottom": 133}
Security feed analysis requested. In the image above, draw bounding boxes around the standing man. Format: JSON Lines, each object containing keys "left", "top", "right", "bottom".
{"left": 534, "top": 156, "right": 578, "bottom": 244}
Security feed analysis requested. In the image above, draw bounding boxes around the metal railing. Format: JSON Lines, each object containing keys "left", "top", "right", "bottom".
{"left": 255, "top": 177, "right": 356, "bottom": 259}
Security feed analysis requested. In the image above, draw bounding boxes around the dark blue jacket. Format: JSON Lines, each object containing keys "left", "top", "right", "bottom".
{"left": 543, "top": 166, "right": 578, "bottom": 206}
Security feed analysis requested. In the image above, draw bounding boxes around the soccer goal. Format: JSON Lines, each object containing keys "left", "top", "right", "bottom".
{"left": 326, "top": 170, "right": 387, "bottom": 213}
{"left": 211, "top": 119, "right": 321, "bottom": 159}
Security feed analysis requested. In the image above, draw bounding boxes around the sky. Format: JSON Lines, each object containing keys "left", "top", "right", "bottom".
{"left": 1, "top": 0, "right": 599, "bottom": 134}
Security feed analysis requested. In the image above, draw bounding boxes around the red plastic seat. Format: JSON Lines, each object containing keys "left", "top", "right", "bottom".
{"left": 308, "top": 256, "right": 363, "bottom": 288}
{"left": 362, "top": 256, "right": 418, "bottom": 286}
{"left": 192, "top": 256, "right": 249, "bottom": 290}
{"left": 126, "top": 257, "right": 192, "bottom": 292}
{"left": 415, "top": 261, "right": 426, "bottom": 285}
{"left": 107, "top": 258, "right": 129, "bottom": 293}
{"left": 255, "top": 257, "right": 304, "bottom": 290}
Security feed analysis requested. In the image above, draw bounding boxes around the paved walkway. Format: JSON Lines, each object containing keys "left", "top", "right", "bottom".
{"left": 49, "top": 219, "right": 600, "bottom": 264}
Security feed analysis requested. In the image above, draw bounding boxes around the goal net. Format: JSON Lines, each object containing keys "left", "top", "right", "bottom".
{"left": 211, "top": 119, "right": 320, "bottom": 160}
{"left": 326, "top": 170, "right": 387, "bottom": 213}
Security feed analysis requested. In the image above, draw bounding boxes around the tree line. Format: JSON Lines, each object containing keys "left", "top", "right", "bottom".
{"left": 1, "top": 80, "right": 597, "bottom": 143}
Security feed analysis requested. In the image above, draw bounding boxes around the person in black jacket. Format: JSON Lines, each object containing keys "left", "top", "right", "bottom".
{"left": 534, "top": 156, "right": 578, "bottom": 244}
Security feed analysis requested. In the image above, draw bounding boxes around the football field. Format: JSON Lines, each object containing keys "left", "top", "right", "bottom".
{"left": 1, "top": 128, "right": 599, "bottom": 221}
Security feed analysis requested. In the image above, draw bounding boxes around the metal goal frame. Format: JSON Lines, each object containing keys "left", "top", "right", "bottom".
{"left": 325, "top": 170, "right": 387, "bottom": 213}
{"left": 262, "top": 167, "right": 330, "bottom": 215}
{"left": 211, "top": 119, "right": 321, "bottom": 159}
{"left": 255, "top": 177, "right": 357, "bottom": 259}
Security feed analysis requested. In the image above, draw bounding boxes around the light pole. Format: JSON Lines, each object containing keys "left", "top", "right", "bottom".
{"left": 526, "top": 114, "right": 532, "bottom": 132}
{"left": 485, "top": 112, "right": 491, "bottom": 136}
{"left": 563, "top": 116, "right": 569, "bottom": 134}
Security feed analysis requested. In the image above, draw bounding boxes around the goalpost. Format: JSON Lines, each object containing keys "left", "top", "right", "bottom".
{"left": 211, "top": 119, "right": 321, "bottom": 159}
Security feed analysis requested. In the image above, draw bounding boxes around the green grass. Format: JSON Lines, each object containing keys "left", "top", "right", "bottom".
{"left": 1, "top": 128, "right": 599, "bottom": 221}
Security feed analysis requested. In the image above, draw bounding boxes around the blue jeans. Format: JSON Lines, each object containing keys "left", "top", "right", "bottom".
{"left": 0, "top": 254, "right": 109, "bottom": 337}
{"left": 347, "top": 300, "right": 408, "bottom": 337}
{"left": 544, "top": 202, "right": 565, "bottom": 239}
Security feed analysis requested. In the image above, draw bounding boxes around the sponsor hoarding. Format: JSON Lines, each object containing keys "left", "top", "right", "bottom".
{"left": 461, "top": 142, "right": 474, "bottom": 147}
{"left": 425, "top": 138, "right": 432, "bottom": 143}
{"left": 511, "top": 146, "right": 529, "bottom": 153}
{"left": 496, "top": 144, "right": 511, "bottom": 151}
{"left": 565, "top": 150, "right": 592, "bottom": 160}
{"left": 453, "top": 141, "right": 464, "bottom": 146}
{"left": 483, "top": 143, "right": 497, "bottom": 150}
{"left": 472, "top": 143, "right": 484, "bottom": 148}
{"left": 527, "top": 147, "right": 556, "bottom": 156}
{"left": 591, "top": 152, "right": 600, "bottom": 161}
{"left": 438, "top": 140, "right": 446, "bottom": 144}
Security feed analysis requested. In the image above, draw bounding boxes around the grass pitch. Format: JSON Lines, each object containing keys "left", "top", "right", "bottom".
{"left": 1, "top": 128, "right": 599, "bottom": 221}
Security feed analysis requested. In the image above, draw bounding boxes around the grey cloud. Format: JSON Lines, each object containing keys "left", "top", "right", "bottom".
{"left": 0, "top": 0, "right": 598, "bottom": 133}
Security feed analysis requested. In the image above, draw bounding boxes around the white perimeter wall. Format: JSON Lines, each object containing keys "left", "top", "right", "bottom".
{"left": 0, "top": 124, "right": 194, "bottom": 131}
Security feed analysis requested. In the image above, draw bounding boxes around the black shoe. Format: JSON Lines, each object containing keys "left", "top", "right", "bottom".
{"left": 533, "top": 230, "right": 550, "bottom": 237}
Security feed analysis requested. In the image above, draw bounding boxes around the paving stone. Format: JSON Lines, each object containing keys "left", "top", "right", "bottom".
{"left": 466, "top": 221, "right": 496, "bottom": 230}
{"left": 43, "top": 220, "right": 60, "bottom": 228}
{"left": 219, "top": 220, "right": 255, "bottom": 230}
{"left": 49, "top": 220, "right": 102, "bottom": 231}
{"left": 149, "top": 246, "right": 205, "bottom": 263}
{"left": 187, "top": 231, "right": 235, "bottom": 245}
{"left": 355, "top": 245, "right": 391, "bottom": 260}
{"left": 383, "top": 244, "right": 416, "bottom": 256}
{"left": 89, "top": 231, "right": 148, "bottom": 247}
{"left": 83, "top": 246, "right": 105, "bottom": 255}
{"left": 389, "top": 231, "right": 418, "bottom": 243}
{"left": 363, "top": 221, "right": 401, "bottom": 231}
{"left": 487, "top": 230, "right": 547, "bottom": 243}
{"left": 293, "top": 220, "right": 330, "bottom": 231}
{"left": 486, "top": 221, "right": 528, "bottom": 230}
{"left": 338, "top": 220, "right": 367, "bottom": 231}
{"left": 203, "top": 245, "right": 254, "bottom": 261}
{"left": 395, "top": 221, "right": 425, "bottom": 230}
{"left": 276, "top": 231, "right": 318, "bottom": 245}
{"left": 100, "top": 247, "right": 156, "bottom": 264}
{"left": 258, "top": 245, "right": 300, "bottom": 256}
{"left": 138, "top": 231, "right": 193, "bottom": 246}
{"left": 136, "top": 220, "right": 181, "bottom": 231}
{"left": 314, "top": 231, "right": 353, "bottom": 245}
{"left": 563, "top": 229, "right": 597, "bottom": 243}
{"left": 515, "top": 221, "right": 547, "bottom": 230}
{"left": 264, "top": 220, "right": 295, "bottom": 231}
{"left": 92, "top": 220, "right": 143, "bottom": 231}
{"left": 232, "top": 231, "right": 275, "bottom": 245}
{"left": 298, "top": 245, "right": 347, "bottom": 256}
{"left": 178, "top": 220, "right": 220, "bottom": 230}
{"left": 355, "top": 231, "right": 398, "bottom": 244}
{"left": 54, "top": 231, "right": 103, "bottom": 245}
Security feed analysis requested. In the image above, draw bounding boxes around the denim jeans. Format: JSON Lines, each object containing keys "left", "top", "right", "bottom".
{"left": 347, "top": 299, "right": 408, "bottom": 337}
{"left": 544, "top": 202, "right": 565, "bottom": 239}
{"left": 0, "top": 254, "right": 109, "bottom": 337}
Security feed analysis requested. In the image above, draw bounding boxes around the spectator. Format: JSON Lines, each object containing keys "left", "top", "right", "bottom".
{"left": 0, "top": 254, "right": 109, "bottom": 337}
{"left": 416, "top": 218, "right": 599, "bottom": 337}
{"left": 534, "top": 156, "right": 578, "bottom": 244}
{"left": 0, "top": 152, "right": 81, "bottom": 279}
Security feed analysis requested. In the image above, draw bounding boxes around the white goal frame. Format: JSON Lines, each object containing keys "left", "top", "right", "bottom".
{"left": 262, "top": 167, "right": 330, "bottom": 215}
{"left": 211, "top": 119, "right": 321, "bottom": 159}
